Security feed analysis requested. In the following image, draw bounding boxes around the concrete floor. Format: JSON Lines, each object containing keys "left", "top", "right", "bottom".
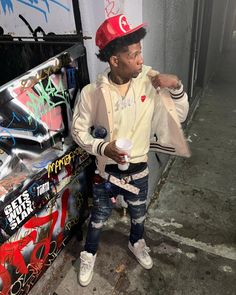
{"left": 29, "top": 48, "right": 236, "bottom": 295}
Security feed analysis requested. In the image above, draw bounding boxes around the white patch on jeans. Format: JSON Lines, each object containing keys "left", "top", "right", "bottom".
{"left": 91, "top": 221, "right": 104, "bottom": 229}
{"left": 132, "top": 215, "right": 146, "bottom": 225}
{"left": 127, "top": 199, "right": 146, "bottom": 206}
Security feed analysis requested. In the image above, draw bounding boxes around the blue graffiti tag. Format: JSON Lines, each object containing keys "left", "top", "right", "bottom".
{"left": 6, "top": 112, "right": 38, "bottom": 132}
{"left": 32, "top": 152, "right": 57, "bottom": 168}
{"left": 0, "top": 0, "right": 13, "bottom": 14}
{"left": 0, "top": 0, "right": 70, "bottom": 22}
{"left": 0, "top": 127, "right": 16, "bottom": 146}
{"left": 16, "top": 0, "right": 70, "bottom": 22}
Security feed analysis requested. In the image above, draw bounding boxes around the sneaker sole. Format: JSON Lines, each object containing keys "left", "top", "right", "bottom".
{"left": 79, "top": 271, "right": 93, "bottom": 287}
{"left": 128, "top": 244, "right": 153, "bottom": 270}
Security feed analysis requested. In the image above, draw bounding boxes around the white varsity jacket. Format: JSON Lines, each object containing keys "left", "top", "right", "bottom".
{"left": 72, "top": 65, "right": 190, "bottom": 176}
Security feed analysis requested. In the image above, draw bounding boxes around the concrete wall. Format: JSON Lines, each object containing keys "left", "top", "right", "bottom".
{"left": 142, "top": 0, "right": 194, "bottom": 88}
{"left": 222, "top": 0, "right": 236, "bottom": 51}
{"left": 201, "top": 1, "right": 229, "bottom": 85}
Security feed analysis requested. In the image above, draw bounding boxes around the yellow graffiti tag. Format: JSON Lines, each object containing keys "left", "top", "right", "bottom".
{"left": 47, "top": 147, "right": 87, "bottom": 177}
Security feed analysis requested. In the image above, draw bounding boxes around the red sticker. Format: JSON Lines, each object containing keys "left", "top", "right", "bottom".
{"left": 141, "top": 95, "right": 146, "bottom": 102}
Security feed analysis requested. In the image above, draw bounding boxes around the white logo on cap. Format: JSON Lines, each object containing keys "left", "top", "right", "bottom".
{"left": 119, "top": 15, "right": 130, "bottom": 33}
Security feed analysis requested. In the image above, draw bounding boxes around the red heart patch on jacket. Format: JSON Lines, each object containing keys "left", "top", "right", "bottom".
{"left": 141, "top": 95, "right": 146, "bottom": 102}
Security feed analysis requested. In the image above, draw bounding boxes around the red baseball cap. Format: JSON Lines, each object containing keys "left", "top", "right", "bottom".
{"left": 95, "top": 14, "right": 146, "bottom": 50}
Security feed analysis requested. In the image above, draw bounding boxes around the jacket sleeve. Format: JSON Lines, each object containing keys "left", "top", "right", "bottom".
{"left": 169, "top": 84, "right": 189, "bottom": 123}
{"left": 71, "top": 87, "right": 109, "bottom": 156}
{"left": 147, "top": 68, "right": 189, "bottom": 123}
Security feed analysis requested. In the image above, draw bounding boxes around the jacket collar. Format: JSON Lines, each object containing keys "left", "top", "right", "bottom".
{"left": 96, "top": 65, "right": 152, "bottom": 88}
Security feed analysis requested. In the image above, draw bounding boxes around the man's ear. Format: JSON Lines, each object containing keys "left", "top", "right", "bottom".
{"left": 110, "top": 55, "right": 119, "bottom": 67}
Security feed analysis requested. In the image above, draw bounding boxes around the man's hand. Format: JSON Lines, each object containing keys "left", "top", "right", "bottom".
{"left": 151, "top": 74, "right": 181, "bottom": 89}
{"left": 104, "top": 140, "right": 128, "bottom": 164}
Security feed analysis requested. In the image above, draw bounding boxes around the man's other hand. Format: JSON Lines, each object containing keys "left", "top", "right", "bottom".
{"left": 151, "top": 74, "right": 181, "bottom": 89}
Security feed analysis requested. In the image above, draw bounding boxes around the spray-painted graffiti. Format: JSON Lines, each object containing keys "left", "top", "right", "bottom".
{"left": 0, "top": 0, "right": 70, "bottom": 22}
{"left": 4, "top": 190, "right": 34, "bottom": 230}
{"left": 0, "top": 44, "right": 91, "bottom": 295}
{"left": 0, "top": 0, "right": 13, "bottom": 14}
{"left": 0, "top": 177, "right": 85, "bottom": 295}
{"left": 47, "top": 146, "right": 87, "bottom": 177}
{"left": 31, "top": 151, "right": 58, "bottom": 169}
{"left": 104, "top": 0, "right": 123, "bottom": 18}
{"left": 0, "top": 76, "right": 68, "bottom": 148}
{"left": 20, "top": 53, "right": 70, "bottom": 89}
{"left": 0, "top": 145, "right": 90, "bottom": 239}
{"left": 5, "top": 112, "right": 36, "bottom": 132}
{"left": 0, "top": 52, "right": 77, "bottom": 180}
{"left": 27, "top": 78, "right": 69, "bottom": 124}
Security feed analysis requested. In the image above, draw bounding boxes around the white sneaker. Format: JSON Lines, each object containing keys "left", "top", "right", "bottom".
{"left": 128, "top": 239, "right": 153, "bottom": 269}
{"left": 79, "top": 251, "right": 97, "bottom": 286}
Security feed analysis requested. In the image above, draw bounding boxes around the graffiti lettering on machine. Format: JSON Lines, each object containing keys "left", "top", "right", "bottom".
{"left": 0, "top": 185, "right": 79, "bottom": 295}
{"left": 3, "top": 190, "right": 33, "bottom": 230}
{"left": 47, "top": 147, "right": 89, "bottom": 178}
{"left": 27, "top": 179, "right": 52, "bottom": 208}
{"left": 37, "top": 181, "right": 50, "bottom": 197}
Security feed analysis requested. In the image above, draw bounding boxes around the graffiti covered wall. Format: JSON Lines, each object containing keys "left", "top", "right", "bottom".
{"left": 0, "top": 44, "right": 91, "bottom": 295}
{"left": 0, "top": 0, "right": 76, "bottom": 36}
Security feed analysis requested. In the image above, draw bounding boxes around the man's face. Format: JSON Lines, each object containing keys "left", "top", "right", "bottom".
{"left": 116, "top": 42, "right": 143, "bottom": 80}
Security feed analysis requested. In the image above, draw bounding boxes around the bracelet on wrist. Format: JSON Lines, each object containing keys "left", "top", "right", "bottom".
{"left": 175, "top": 79, "right": 182, "bottom": 90}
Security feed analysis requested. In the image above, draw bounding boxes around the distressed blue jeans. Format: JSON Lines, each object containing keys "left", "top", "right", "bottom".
{"left": 84, "top": 171, "right": 148, "bottom": 255}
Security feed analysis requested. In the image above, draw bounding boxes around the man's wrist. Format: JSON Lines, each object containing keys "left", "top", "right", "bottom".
{"left": 175, "top": 79, "right": 182, "bottom": 90}
{"left": 169, "top": 81, "right": 184, "bottom": 99}
{"left": 171, "top": 79, "right": 182, "bottom": 90}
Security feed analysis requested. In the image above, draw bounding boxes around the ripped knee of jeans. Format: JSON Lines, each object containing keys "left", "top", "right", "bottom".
{"left": 91, "top": 220, "right": 104, "bottom": 229}
{"left": 131, "top": 214, "right": 146, "bottom": 225}
{"left": 127, "top": 199, "right": 146, "bottom": 206}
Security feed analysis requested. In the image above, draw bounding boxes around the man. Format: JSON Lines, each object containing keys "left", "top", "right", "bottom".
{"left": 72, "top": 14, "right": 190, "bottom": 287}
